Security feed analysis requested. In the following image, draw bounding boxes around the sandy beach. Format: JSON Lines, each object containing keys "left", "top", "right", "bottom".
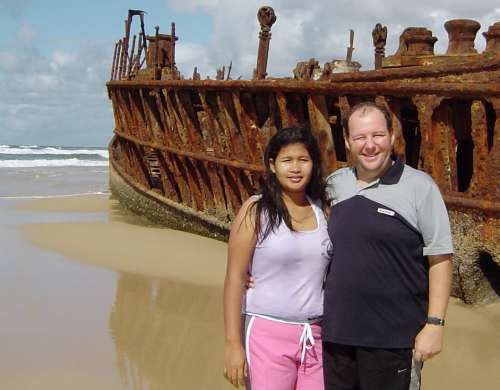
{"left": 13, "top": 195, "right": 500, "bottom": 389}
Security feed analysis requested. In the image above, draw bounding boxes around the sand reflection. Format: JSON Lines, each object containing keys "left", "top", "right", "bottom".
{"left": 109, "top": 273, "right": 232, "bottom": 390}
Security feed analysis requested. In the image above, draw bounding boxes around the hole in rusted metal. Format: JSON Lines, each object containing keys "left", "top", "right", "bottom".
{"left": 145, "top": 91, "right": 166, "bottom": 135}
{"left": 285, "top": 93, "right": 309, "bottom": 126}
{"left": 146, "top": 148, "right": 163, "bottom": 192}
{"left": 190, "top": 90, "right": 204, "bottom": 112}
{"left": 131, "top": 90, "right": 147, "bottom": 125}
{"left": 479, "top": 251, "right": 500, "bottom": 297}
{"left": 269, "top": 93, "right": 282, "bottom": 131}
{"left": 327, "top": 97, "right": 346, "bottom": 162}
{"left": 451, "top": 100, "right": 474, "bottom": 192}
{"left": 400, "top": 99, "right": 420, "bottom": 169}
{"left": 484, "top": 100, "right": 496, "bottom": 152}
{"left": 254, "top": 92, "right": 270, "bottom": 128}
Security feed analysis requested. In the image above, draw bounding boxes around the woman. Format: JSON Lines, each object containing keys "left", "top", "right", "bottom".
{"left": 223, "top": 127, "right": 330, "bottom": 390}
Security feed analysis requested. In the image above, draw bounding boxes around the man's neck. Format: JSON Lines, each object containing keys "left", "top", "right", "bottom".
{"left": 355, "top": 159, "right": 394, "bottom": 186}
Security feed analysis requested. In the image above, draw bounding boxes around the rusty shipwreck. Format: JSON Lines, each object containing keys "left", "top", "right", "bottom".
{"left": 106, "top": 7, "right": 499, "bottom": 304}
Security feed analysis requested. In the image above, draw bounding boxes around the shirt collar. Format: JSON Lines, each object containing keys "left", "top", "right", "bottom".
{"left": 379, "top": 157, "right": 404, "bottom": 185}
{"left": 351, "top": 156, "right": 404, "bottom": 186}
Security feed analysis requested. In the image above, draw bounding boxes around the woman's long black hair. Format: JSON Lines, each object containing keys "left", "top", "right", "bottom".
{"left": 251, "top": 127, "right": 326, "bottom": 242}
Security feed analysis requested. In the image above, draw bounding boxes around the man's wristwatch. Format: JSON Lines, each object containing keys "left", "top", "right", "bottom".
{"left": 426, "top": 316, "right": 445, "bottom": 326}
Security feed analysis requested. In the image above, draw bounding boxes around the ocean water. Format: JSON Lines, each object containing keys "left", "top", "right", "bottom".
{"left": 0, "top": 144, "right": 110, "bottom": 198}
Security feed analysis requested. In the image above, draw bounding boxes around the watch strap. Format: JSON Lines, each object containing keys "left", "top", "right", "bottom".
{"left": 426, "top": 316, "right": 445, "bottom": 326}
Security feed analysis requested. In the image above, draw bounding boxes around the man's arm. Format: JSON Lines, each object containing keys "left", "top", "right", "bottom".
{"left": 414, "top": 253, "right": 452, "bottom": 362}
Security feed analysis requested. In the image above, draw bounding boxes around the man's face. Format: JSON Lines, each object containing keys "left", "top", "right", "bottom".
{"left": 345, "top": 108, "right": 395, "bottom": 182}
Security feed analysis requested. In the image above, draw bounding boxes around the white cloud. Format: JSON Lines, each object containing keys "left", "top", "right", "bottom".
{"left": 175, "top": 42, "right": 211, "bottom": 76}
{"left": 49, "top": 51, "right": 78, "bottom": 71}
{"left": 0, "top": 28, "right": 113, "bottom": 146}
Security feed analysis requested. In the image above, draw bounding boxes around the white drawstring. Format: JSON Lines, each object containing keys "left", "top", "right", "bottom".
{"left": 299, "top": 323, "right": 315, "bottom": 364}
{"left": 246, "top": 313, "right": 319, "bottom": 365}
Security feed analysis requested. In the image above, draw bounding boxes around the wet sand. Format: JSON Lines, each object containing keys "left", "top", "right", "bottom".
{"left": 19, "top": 195, "right": 500, "bottom": 389}
{"left": 17, "top": 195, "right": 112, "bottom": 213}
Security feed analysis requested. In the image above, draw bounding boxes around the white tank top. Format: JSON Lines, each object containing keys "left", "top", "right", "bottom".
{"left": 244, "top": 197, "right": 331, "bottom": 321}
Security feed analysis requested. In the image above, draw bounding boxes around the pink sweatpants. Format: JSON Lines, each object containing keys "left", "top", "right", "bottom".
{"left": 245, "top": 316, "right": 324, "bottom": 390}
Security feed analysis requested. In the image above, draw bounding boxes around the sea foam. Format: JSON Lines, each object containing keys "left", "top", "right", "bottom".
{"left": 0, "top": 145, "right": 109, "bottom": 159}
{"left": 0, "top": 158, "right": 109, "bottom": 168}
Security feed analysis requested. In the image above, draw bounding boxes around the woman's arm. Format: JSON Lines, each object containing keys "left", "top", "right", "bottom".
{"left": 223, "top": 197, "right": 258, "bottom": 388}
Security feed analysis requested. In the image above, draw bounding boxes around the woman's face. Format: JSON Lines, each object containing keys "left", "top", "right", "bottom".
{"left": 269, "top": 142, "right": 313, "bottom": 195}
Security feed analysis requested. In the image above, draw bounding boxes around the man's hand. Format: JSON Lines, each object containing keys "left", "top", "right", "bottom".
{"left": 414, "top": 324, "right": 444, "bottom": 362}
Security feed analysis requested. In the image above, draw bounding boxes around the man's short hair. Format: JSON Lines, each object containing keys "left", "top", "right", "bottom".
{"left": 345, "top": 101, "right": 393, "bottom": 135}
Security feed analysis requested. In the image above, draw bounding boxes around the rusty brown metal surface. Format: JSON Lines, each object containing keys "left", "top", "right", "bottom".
{"left": 107, "top": 6, "right": 500, "bottom": 227}
{"left": 254, "top": 6, "right": 276, "bottom": 80}
{"left": 444, "top": 19, "right": 481, "bottom": 55}
{"left": 372, "top": 23, "right": 387, "bottom": 70}
{"left": 106, "top": 78, "right": 500, "bottom": 98}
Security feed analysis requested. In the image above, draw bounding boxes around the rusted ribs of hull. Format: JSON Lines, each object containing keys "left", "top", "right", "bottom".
{"left": 108, "top": 82, "right": 500, "bottom": 214}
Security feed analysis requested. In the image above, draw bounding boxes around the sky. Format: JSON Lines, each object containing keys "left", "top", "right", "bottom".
{"left": 1, "top": 0, "right": 499, "bottom": 147}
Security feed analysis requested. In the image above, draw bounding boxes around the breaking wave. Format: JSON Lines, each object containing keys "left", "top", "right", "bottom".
{"left": 0, "top": 144, "right": 109, "bottom": 168}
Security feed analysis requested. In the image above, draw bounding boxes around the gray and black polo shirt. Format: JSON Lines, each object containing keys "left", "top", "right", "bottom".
{"left": 323, "top": 158, "right": 453, "bottom": 348}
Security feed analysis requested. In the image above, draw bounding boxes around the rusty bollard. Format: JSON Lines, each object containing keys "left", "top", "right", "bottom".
{"left": 254, "top": 6, "right": 277, "bottom": 80}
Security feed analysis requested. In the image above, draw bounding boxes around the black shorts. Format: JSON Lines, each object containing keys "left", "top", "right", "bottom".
{"left": 323, "top": 342, "right": 420, "bottom": 390}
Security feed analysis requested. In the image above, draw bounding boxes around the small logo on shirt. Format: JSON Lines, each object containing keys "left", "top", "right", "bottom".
{"left": 377, "top": 207, "right": 395, "bottom": 216}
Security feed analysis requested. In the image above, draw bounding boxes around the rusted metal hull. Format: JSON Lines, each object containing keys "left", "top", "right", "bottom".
{"left": 108, "top": 70, "right": 500, "bottom": 304}
{"left": 109, "top": 151, "right": 229, "bottom": 240}
{"left": 107, "top": 8, "right": 499, "bottom": 304}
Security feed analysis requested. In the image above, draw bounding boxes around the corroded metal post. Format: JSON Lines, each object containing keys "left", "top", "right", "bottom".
{"left": 127, "top": 34, "right": 137, "bottom": 78}
{"left": 117, "top": 39, "right": 123, "bottom": 79}
{"left": 136, "top": 32, "right": 145, "bottom": 70}
{"left": 111, "top": 41, "right": 119, "bottom": 80}
{"left": 154, "top": 26, "right": 160, "bottom": 80}
{"left": 372, "top": 23, "right": 387, "bottom": 69}
{"left": 485, "top": 98, "right": 500, "bottom": 201}
{"left": 483, "top": 22, "right": 500, "bottom": 53}
{"left": 403, "top": 28, "right": 437, "bottom": 56}
{"left": 255, "top": 6, "right": 276, "bottom": 80}
{"left": 170, "top": 23, "right": 176, "bottom": 72}
{"left": 444, "top": 19, "right": 481, "bottom": 54}
{"left": 121, "top": 19, "right": 130, "bottom": 79}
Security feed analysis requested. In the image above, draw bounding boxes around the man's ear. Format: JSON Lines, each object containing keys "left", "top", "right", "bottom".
{"left": 269, "top": 159, "right": 276, "bottom": 173}
{"left": 344, "top": 132, "right": 351, "bottom": 152}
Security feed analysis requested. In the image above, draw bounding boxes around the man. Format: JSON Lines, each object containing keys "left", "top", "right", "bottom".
{"left": 322, "top": 101, "right": 453, "bottom": 390}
